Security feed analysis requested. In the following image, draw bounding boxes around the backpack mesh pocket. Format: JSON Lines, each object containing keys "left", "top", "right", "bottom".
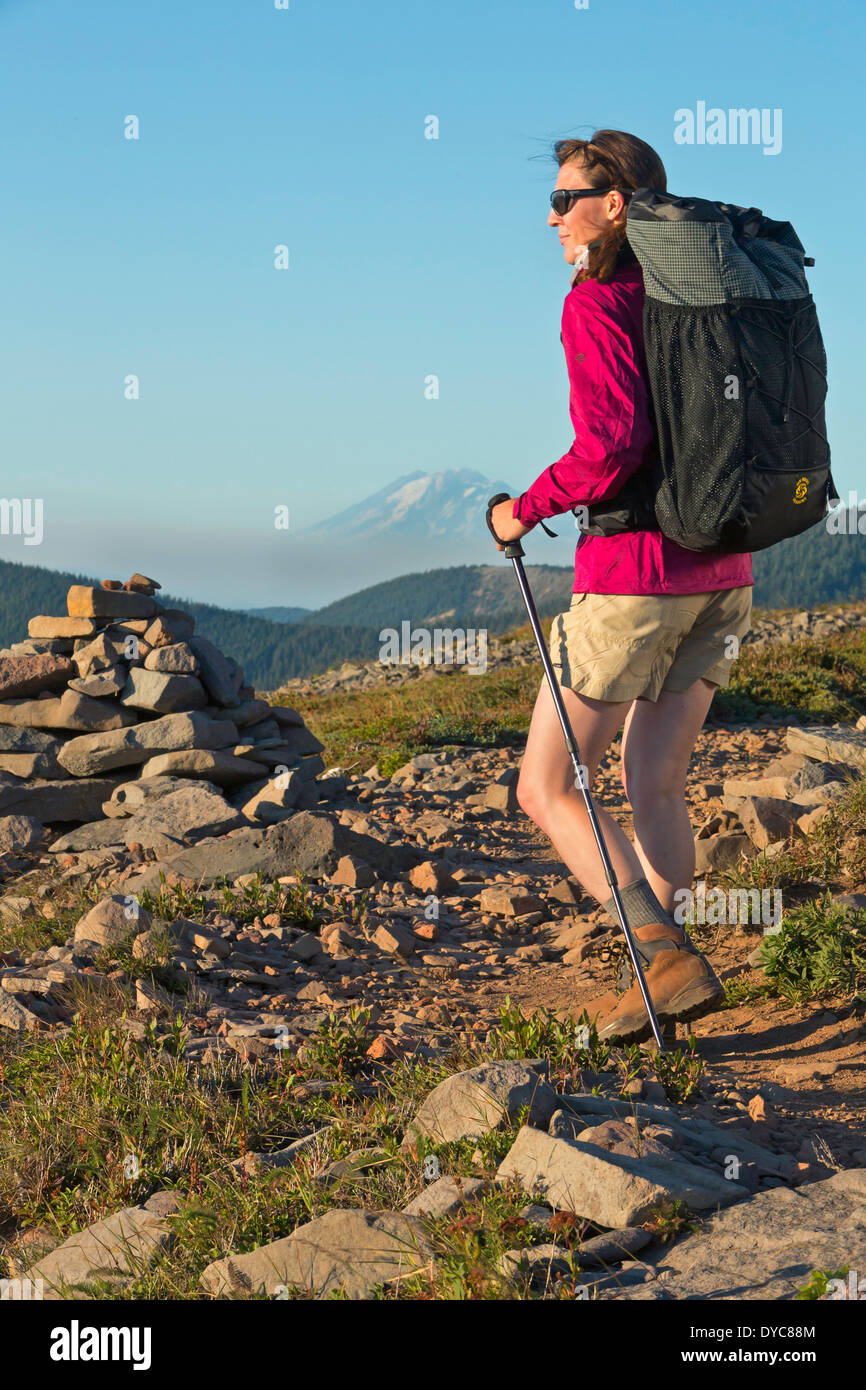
{"left": 643, "top": 300, "right": 746, "bottom": 550}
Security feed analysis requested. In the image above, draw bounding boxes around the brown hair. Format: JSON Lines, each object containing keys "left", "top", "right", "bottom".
{"left": 553, "top": 129, "right": 667, "bottom": 284}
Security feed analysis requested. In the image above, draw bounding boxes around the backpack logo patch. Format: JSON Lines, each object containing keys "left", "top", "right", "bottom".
{"left": 793, "top": 477, "right": 809, "bottom": 504}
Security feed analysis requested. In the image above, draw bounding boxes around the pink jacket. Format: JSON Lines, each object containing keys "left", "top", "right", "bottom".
{"left": 514, "top": 262, "right": 753, "bottom": 595}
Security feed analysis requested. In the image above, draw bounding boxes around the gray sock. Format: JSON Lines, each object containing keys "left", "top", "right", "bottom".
{"left": 603, "top": 878, "right": 685, "bottom": 985}
{"left": 602, "top": 878, "right": 678, "bottom": 933}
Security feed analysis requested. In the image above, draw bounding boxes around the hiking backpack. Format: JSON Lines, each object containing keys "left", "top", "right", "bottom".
{"left": 581, "top": 189, "right": 837, "bottom": 553}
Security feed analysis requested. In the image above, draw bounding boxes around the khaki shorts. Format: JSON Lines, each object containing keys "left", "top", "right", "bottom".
{"left": 548, "top": 587, "right": 753, "bottom": 703}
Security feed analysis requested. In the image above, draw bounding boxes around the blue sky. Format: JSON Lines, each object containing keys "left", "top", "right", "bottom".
{"left": 1, "top": 0, "right": 862, "bottom": 609}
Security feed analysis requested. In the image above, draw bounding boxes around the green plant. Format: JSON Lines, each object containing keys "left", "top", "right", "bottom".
{"left": 484, "top": 998, "right": 614, "bottom": 1072}
{"left": 300, "top": 1007, "right": 374, "bottom": 1077}
{"left": 796, "top": 1266, "right": 849, "bottom": 1300}
{"left": 712, "top": 629, "right": 866, "bottom": 725}
{"left": 760, "top": 897, "right": 866, "bottom": 1002}
{"left": 722, "top": 976, "right": 774, "bottom": 1008}
{"left": 654, "top": 1037, "right": 705, "bottom": 1103}
{"left": 643, "top": 1198, "right": 698, "bottom": 1242}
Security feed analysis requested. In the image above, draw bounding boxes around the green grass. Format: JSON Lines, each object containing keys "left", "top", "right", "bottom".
{"left": 722, "top": 977, "right": 775, "bottom": 1008}
{"left": 717, "top": 773, "right": 866, "bottom": 1005}
{"left": 0, "top": 878, "right": 92, "bottom": 958}
{"left": 712, "top": 629, "right": 866, "bottom": 725}
{"left": 138, "top": 875, "right": 370, "bottom": 936}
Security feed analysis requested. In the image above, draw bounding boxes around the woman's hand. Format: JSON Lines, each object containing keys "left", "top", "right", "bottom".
{"left": 490, "top": 497, "right": 532, "bottom": 550}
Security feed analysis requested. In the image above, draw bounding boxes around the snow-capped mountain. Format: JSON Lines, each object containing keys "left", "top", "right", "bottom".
{"left": 304, "top": 469, "right": 516, "bottom": 539}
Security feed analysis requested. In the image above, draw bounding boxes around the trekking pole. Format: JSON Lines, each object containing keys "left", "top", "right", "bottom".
{"left": 486, "top": 493, "right": 666, "bottom": 1051}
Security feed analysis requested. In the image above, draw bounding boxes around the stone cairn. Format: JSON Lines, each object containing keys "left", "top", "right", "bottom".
{"left": 0, "top": 573, "right": 328, "bottom": 861}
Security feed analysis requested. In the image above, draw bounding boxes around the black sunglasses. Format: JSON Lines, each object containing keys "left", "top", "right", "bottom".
{"left": 549, "top": 186, "right": 630, "bottom": 217}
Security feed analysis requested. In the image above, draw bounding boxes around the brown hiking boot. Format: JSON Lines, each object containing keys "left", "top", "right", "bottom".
{"left": 583, "top": 922, "right": 724, "bottom": 1043}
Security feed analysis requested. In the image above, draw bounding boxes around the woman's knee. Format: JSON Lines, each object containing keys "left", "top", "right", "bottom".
{"left": 516, "top": 767, "right": 547, "bottom": 824}
{"left": 622, "top": 756, "right": 685, "bottom": 813}
{"left": 517, "top": 763, "right": 595, "bottom": 826}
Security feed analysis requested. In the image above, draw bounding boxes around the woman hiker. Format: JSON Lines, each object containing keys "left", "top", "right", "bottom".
{"left": 489, "top": 129, "right": 753, "bottom": 1044}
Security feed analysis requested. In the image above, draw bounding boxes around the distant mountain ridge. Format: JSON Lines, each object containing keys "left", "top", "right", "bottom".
{"left": 303, "top": 468, "right": 515, "bottom": 540}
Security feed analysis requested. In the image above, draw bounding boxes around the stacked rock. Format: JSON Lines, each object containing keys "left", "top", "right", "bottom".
{"left": 0, "top": 574, "right": 327, "bottom": 847}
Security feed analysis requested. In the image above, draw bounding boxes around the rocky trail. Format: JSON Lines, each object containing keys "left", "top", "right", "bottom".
{"left": 0, "top": 583, "right": 865, "bottom": 1300}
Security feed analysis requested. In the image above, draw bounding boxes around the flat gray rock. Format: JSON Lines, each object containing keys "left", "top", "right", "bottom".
{"left": 0, "top": 774, "right": 123, "bottom": 824}
{"left": 189, "top": 636, "right": 240, "bottom": 707}
{"left": 199, "top": 1208, "right": 432, "bottom": 1299}
{"left": 404, "top": 1062, "right": 558, "bottom": 1146}
{"left": 0, "top": 813, "right": 44, "bottom": 854}
{"left": 0, "top": 688, "right": 137, "bottom": 732}
{"left": 0, "top": 989, "right": 42, "bottom": 1031}
{"left": 49, "top": 821, "right": 137, "bottom": 852}
{"left": 52, "top": 784, "right": 242, "bottom": 853}
{"left": 403, "top": 1176, "right": 488, "bottom": 1218}
{"left": 143, "top": 642, "right": 199, "bottom": 675}
{"left": 123, "top": 809, "right": 420, "bottom": 892}
{"left": 57, "top": 711, "right": 239, "bottom": 776}
{"left": 786, "top": 725, "right": 866, "bottom": 769}
{"left": 68, "top": 667, "right": 128, "bottom": 699}
{"left": 74, "top": 894, "right": 152, "bottom": 948}
{"left": 0, "top": 726, "right": 61, "bottom": 753}
{"left": 574, "top": 1226, "right": 652, "bottom": 1266}
{"left": 496, "top": 1126, "right": 747, "bottom": 1228}
{"left": 557, "top": 1095, "right": 799, "bottom": 1180}
{"left": 103, "top": 775, "right": 197, "bottom": 815}
{"left": 621, "top": 1169, "right": 866, "bottom": 1300}
{"left": 25, "top": 1194, "right": 177, "bottom": 1299}
{"left": 239, "top": 1127, "right": 334, "bottom": 1175}
{"left": 138, "top": 750, "right": 269, "bottom": 788}
{"left": 236, "top": 772, "right": 304, "bottom": 823}
{"left": 120, "top": 668, "right": 207, "bottom": 714}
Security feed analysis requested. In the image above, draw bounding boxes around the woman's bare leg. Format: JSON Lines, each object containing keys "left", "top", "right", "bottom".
{"left": 518, "top": 674, "right": 724, "bottom": 1040}
{"left": 516, "top": 678, "right": 643, "bottom": 904}
{"left": 620, "top": 678, "right": 717, "bottom": 911}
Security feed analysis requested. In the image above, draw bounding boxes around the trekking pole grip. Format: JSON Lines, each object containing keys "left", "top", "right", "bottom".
{"left": 486, "top": 493, "right": 525, "bottom": 559}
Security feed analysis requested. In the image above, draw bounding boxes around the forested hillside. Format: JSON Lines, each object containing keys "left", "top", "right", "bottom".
{"left": 751, "top": 525, "right": 865, "bottom": 607}
{"left": 298, "top": 564, "right": 574, "bottom": 632}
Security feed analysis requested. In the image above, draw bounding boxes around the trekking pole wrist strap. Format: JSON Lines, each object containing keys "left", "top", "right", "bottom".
{"left": 486, "top": 492, "right": 557, "bottom": 543}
